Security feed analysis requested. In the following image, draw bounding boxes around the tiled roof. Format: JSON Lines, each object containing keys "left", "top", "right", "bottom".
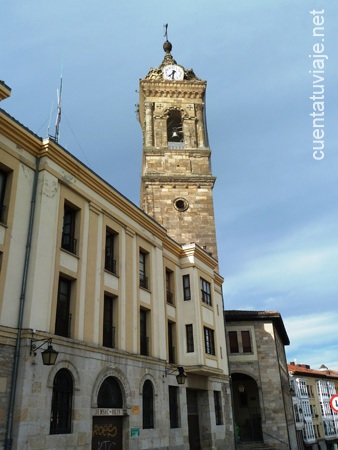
{"left": 288, "top": 362, "right": 338, "bottom": 379}
{"left": 225, "top": 310, "right": 280, "bottom": 319}
{"left": 224, "top": 309, "right": 290, "bottom": 345}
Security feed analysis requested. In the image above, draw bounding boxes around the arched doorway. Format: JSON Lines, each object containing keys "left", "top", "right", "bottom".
{"left": 92, "top": 376, "right": 124, "bottom": 450}
{"left": 232, "top": 373, "right": 263, "bottom": 443}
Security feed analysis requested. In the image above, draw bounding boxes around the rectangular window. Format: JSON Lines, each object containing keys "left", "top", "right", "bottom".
{"left": 186, "top": 324, "right": 194, "bottom": 353}
{"left": 228, "top": 331, "right": 239, "bottom": 353}
{"left": 204, "top": 327, "right": 215, "bottom": 355}
{"left": 0, "top": 168, "right": 13, "bottom": 225}
{"left": 183, "top": 274, "right": 191, "bottom": 300}
{"left": 169, "top": 386, "right": 180, "bottom": 428}
{"left": 293, "top": 404, "right": 300, "bottom": 422}
{"left": 0, "top": 170, "right": 8, "bottom": 224}
{"left": 139, "top": 251, "right": 148, "bottom": 289}
{"left": 168, "top": 321, "right": 176, "bottom": 364}
{"left": 105, "top": 228, "right": 118, "bottom": 274}
{"left": 140, "top": 309, "right": 149, "bottom": 356}
{"left": 214, "top": 391, "right": 223, "bottom": 425}
{"left": 241, "top": 330, "right": 252, "bottom": 353}
{"left": 103, "top": 295, "right": 116, "bottom": 348}
{"left": 229, "top": 330, "right": 252, "bottom": 354}
{"left": 166, "top": 269, "right": 174, "bottom": 305}
{"left": 55, "top": 278, "right": 72, "bottom": 337}
{"left": 200, "top": 278, "right": 211, "bottom": 306}
{"left": 61, "top": 204, "right": 77, "bottom": 254}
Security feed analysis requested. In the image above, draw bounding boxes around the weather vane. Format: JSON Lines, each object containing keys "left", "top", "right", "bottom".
{"left": 164, "top": 23, "right": 168, "bottom": 41}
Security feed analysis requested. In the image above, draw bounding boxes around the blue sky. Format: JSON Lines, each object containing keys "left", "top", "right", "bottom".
{"left": 2, "top": 1, "right": 338, "bottom": 369}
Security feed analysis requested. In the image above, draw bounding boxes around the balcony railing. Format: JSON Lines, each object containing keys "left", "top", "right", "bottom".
{"left": 61, "top": 235, "right": 77, "bottom": 255}
{"left": 103, "top": 326, "right": 116, "bottom": 349}
{"left": 55, "top": 313, "right": 72, "bottom": 338}
{"left": 166, "top": 290, "right": 174, "bottom": 305}
{"left": 168, "top": 141, "right": 185, "bottom": 150}
{"left": 168, "top": 346, "right": 176, "bottom": 364}
{"left": 105, "top": 257, "right": 117, "bottom": 275}
{"left": 139, "top": 273, "right": 148, "bottom": 289}
{"left": 140, "top": 335, "right": 149, "bottom": 356}
{"left": 0, "top": 204, "right": 7, "bottom": 224}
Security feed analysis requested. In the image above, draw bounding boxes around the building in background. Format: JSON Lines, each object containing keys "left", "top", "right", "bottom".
{"left": 0, "top": 40, "right": 234, "bottom": 450}
{"left": 224, "top": 310, "right": 297, "bottom": 449}
{"left": 288, "top": 362, "right": 338, "bottom": 450}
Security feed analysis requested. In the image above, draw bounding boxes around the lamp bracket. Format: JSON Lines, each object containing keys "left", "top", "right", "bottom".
{"left": 164, "top": 364, "right": 178, "bottom": 377}
{"left": 163, "top": 364, "right": 187, "bottom": 385}
{"left": 30, "top": 338, "right": 53, "bottom": 356}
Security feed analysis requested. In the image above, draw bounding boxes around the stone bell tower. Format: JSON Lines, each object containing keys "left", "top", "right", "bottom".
{"left": 139, "top": 39, "right": 218, "bottom": 260}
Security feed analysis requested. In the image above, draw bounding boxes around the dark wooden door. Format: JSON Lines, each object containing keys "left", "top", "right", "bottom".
{"left": 188, "top": 414, "right": 201, "bottom": 450}
{"left": 187, "top": 389, "right": 201, "bottom": 450}
{"left": 92, "top": 416, "right": 123, "bottom": 450}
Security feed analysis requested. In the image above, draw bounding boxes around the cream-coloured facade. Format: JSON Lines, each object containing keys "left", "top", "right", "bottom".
{"left": 0, "top": 72, "right": 234, "bottom": 450}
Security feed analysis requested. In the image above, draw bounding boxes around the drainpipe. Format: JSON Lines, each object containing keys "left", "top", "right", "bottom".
{"left": 5, "top": 157, "right": 40, "bottom": 450}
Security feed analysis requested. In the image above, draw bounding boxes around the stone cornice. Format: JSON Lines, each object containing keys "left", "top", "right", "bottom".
{"left": 181, "top": 243, "right": 219, "bottom": 271}
{"left": 40, "top": 139, "right": 169, "bottom": 242}
{"left": 143, "top": 147, "right": 211, "bottom": 156}
{"left": 140, "top": 79, "right": 206, "bottom": 101}
{"left": 0, "top": 111, "right": 169, "bottom": 243}
{"left": 0, "top": 81, "right": 11, "bottom": 101}
{"left": 142, "top": 175, "right": 216, "bottom": 187}
{"left": 0, "top": 109, "right": 42, "bottom": 155}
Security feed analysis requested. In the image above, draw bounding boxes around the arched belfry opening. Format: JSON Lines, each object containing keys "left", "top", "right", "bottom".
{"left": 167, "top": 109, "right": 183, "bottom": 146}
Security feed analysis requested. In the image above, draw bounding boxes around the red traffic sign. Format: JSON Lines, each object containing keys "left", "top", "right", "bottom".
{"left": 330, "top": 395, "right": 338, "bottom": 413}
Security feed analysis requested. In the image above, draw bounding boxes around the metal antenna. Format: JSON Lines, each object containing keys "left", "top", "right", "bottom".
{"left": 54, "top": 64, "right": 63, "bottom": 143}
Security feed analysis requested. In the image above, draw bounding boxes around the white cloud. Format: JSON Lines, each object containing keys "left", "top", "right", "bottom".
{"left": 223, "top": 213, "right": 338, "bottom": 304}
{"left": 285, "top": 311, "right": 338, "bottom": 370}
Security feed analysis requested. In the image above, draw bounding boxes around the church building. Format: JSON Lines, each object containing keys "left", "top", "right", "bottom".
{"left": 0, "top": 37, "right": 234, "bottom": 450}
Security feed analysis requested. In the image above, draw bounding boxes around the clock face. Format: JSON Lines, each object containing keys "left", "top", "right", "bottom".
{"left": 163, "top": 65, "right": 184, "bottom": 81}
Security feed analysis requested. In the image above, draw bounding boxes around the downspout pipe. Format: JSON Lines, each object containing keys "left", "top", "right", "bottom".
{"left": 5, "top": 157, "right": 40, "bottom": 450}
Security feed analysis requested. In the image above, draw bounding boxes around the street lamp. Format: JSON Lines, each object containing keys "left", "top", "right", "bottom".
{"left": 164, "top": 365, "right": 187, "bottom": 385}
{"left": 175, "top": 366, "right": 187, "bottom": 385}
{"left": 30, "top": 338, "right": 58, "bottom": 366}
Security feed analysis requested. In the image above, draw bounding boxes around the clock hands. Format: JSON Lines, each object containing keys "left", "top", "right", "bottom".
{"left": 169, "top": 70, "right": 176, "bottom": 80}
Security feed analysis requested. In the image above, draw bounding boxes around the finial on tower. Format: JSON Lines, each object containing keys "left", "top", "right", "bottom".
{"left": 163, "top": 23, "right": 172, "bottom": 54}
